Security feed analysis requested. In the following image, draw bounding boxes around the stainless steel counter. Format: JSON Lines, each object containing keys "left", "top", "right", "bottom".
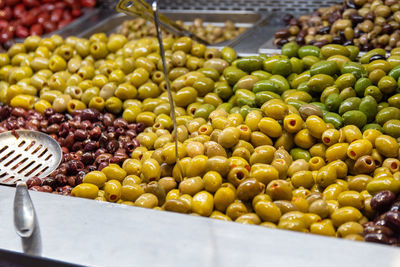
{"left": 0, "top": 186, "right": 399, "bottom": 267}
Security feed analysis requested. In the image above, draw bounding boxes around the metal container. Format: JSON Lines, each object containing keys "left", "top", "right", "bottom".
{"left": 257, "top": 12, "right": 291, "bottom": 54}
{"left": 258, "top": 0, "right": 341, "bottom": 54}
{"left": 98, "top": 0, "right": 341, "bottom": 13}
{"left": 76, "top": 10, "right": 266, "bottom": 48}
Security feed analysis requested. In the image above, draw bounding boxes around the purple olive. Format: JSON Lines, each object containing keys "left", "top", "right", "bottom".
{"left": 382, "top": 211, "right": 400, "bottom": 232}
{"left": 364, "top": 233, "right": 390, "bottom": 244}
{"left": 80, "top": 108, "right": 100, "bottom": 122}
{"left": 390, "top": 202, "right": 400, "bottom": 213}
{"left": 364, "top": 225, "right": 394, "bottom": 237}
{"left": 74, "top": 129, "right": 88, "bottom": 141}
{"left": 371, "top": 190, "right": 396, "bottom": 213}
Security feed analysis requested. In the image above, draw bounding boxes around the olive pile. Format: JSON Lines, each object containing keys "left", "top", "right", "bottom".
{"left": 118, "top": 17, "right": 246, "bottom": 45}
{"left": 2, "top": 33, "right": 400, "bottom": 245}
{"left": 0, "top": 105, "right": 144, "bottom": 193}
{"left": 363, "top": 190, "right": 400, "bottom": 244}
{"left": 274, "top": 0, "right": 400, "bottom": 51}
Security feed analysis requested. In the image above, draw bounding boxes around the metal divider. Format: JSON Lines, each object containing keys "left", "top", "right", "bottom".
{"left": 100, "top": 0, "right": 341, "bottom": 13}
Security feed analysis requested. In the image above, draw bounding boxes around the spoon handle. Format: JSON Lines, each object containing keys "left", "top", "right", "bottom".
{"left": 14, "top": 182, "right": 35, "bottom": 238}
{"left": 152, "top": 0, "right": 184, "bottom": 181}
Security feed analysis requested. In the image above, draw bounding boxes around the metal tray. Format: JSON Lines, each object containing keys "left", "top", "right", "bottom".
{"left": 256, "top": 11, "right": 373, "bottom": 57}
{"left": 77, "top": 10, "right": 267, "bottom": 48}
{"left": 257, "top": 12, "right": 301, "bottom": 54}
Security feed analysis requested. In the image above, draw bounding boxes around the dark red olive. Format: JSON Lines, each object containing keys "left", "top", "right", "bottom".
{"left": 44, "top": 108, "right": 55, "bottom": 117}
{"left": 30, "top": 186, "right": 43, "bottom": 192}
{"left": 114, "top": 118, "right": 128, "bottom": 128}
{"left": 50, "top": 8, "right": 63, "bottom": 22}
{"left": 11, "top": 107, "right": 25, "bottom": 117}
{"left": 364, "top": 225, "right": 394, "bottom": 237}
{"left": 30, "top": 23, "right": 43, "bottom": 36}
{"left": 75, "top": 170, "right": 86, "bottom": 185}
{"left": 364, "top": 233, "right": 390, "bottom": 244}
{"left": 42, "top": 177, "right": 57, "bottom": 189}
{"left": 80, "top": 108, "right": 100, "bottom": 122}
{"left": 22, "top": 0, "right": 40, "bottom": 7}
{"left": 71, "top": 142, "right": 83, "bottom": 152}
{"left": 26, "top": 177, "right": 42, "bottom": 188}
{"left": 371, "top": 190, "right": 396, "bottom": 213}
{"left": 390, "top": 202, "right": 400, "bottom": 213}
{"left": 106, "top": 140, "right": 119, "bottom": 153}
{"left": 46, "top": 123, "right": 60, "bottom": 134}
{"left": 0, "top": 6, "right": 13, "bottom": 21}
{"left": 89, "top": 126, "right": 101, "bottom": 139}
{"left": 48, "top": 113, "right": 64, "bottom": 124}
{"left": 81, "top": 152, "right": 94, "bottom": 165}
{"left": 5, "top": 0, "right": 20, "bottom": 5}
{"left": 42, "top": 20, "right": 56, "bottom": 34}
{"left": 80, "top": 0, "right": 96, "bottom": 7}
{"left": 54, "top": 2, "right": 66, "bottom": 9}
{"left": 63, "top": 0, "right": 78, "bottom": 8}
{"left": 74, "top": 129, "right": 88, "bottom": 141}
{"left": 0, "top": 19, "right": 6, "bottom": 31}
{"left": 12, "top": 3, "right": 26, "bottom": 19}
{"left": 36, "top": 12, "right": 49, "bottom": 24}
{"left": 103, "top": 113, "right": 115, "bottom": 127}
{"left": 93, "top": 149, "right": 105, "bottom": 160}
{"left": 55, "top": 173, "right": 67, "bottom": 185}
{"left": 84, "top": 141, "right": 98, "bottom": 152}
{"left": 62, "top": 9, "right": 72, "bottom": 21}
{"left": 382, "top": 211, "right": 400, "bottom": 232}
{"left": 71, "top": 8, "right": 82, "bottom": 17}
{"left": 136, "top": 122, "right": 145, "bottom": 133}
{"left": 41, "top": 3, "right": 55, "bottom": 12}
{"left": 0, "top": 26, "right": 13, "bottom": 42}
{"left": 274, "top": 28, "right": 290, "bottom": 39}
{"left": 66, "top": 160, "right": 84, "bottom": 175}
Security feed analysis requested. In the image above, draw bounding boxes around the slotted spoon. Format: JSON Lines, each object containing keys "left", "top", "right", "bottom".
{"left": 0, "top": 130, "right": 62, "bottom": 238}
{"left": 0, "top": 130, "right": 62, "bottom": 185}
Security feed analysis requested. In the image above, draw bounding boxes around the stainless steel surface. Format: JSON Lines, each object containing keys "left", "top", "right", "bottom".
{"left": 77, "top": 10, "right": 265, "bottom": 48}
{"left": 13, "top": 182, "right": 35, "bottom": 238}
{"left": 0, "top": 130, "right": 62, "bottom": 185}
{"left": 100, "top": 0, "right": 341, "bottom": 13}
{"left": 96, "top": 0, "right": 341, "bottom": 52}
{"left": 0, "top": 186, "right": 399, "bottom": 267}
{"left": 258, "top": 12, "right": 299, "bottom": 53}
{"left": 117, "top": 0, "right": 210, "bottom": 44}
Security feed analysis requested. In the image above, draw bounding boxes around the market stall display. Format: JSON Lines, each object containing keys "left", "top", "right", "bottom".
{"left": 0, "top": 0, "right": 97, "bottom": 47}
{"left": 1, "top": 30, "right": 400, "bottom": 245}
{"left": 1, "top": 1, "right": 400, "bottom": 264}
{"left": 118, "top": 17, "right": 246, "bottom": 44}
{"left": 75, "top": 10, "right": 265, "bottom": 49}
{"left": 273, "top": 0, "right": 400, "bottom": 51}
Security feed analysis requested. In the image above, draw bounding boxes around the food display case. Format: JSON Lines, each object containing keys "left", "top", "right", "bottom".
{"left": 1, "top": 0, "right": 400, "bottom": 266}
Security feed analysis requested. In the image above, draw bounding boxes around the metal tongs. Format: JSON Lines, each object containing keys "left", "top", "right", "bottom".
{"left": 116, "top": 0, "right": 211, "bottom": 45}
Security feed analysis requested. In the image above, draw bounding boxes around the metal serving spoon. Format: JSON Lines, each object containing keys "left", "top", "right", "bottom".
{"left": 0, "top": 130, "right": 62, "bottom": 237}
